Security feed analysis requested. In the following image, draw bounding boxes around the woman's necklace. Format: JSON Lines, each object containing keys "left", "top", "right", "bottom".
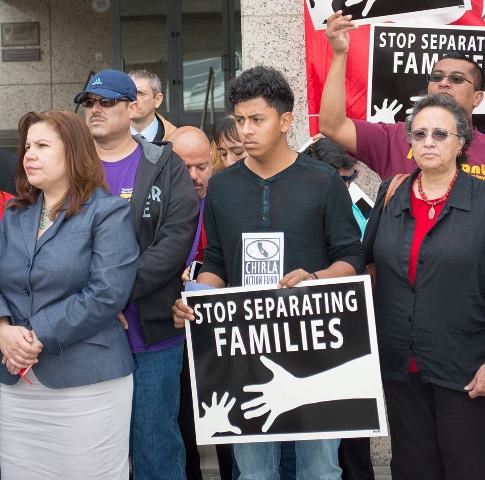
{"left": 417, "top": 169, "right": 458, "bottom": 220}
{"left": 39, "top": 204, "right": 51, "bottom": 229}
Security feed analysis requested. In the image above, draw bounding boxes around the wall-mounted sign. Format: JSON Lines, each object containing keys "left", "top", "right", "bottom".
{"left": 1, "top": 22, "right": 40, "bottom": 47}
{"left": 2, "top": 48, "right": 41, "bottom": 62}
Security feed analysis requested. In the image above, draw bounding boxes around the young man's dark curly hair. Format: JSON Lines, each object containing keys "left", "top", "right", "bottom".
{"left": 227, "top": 65, "right": 294, "bottom": 115}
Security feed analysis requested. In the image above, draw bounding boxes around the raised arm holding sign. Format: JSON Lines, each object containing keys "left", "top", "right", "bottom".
{"left": 319, "top": 14, "right": 485, "bottom": 181}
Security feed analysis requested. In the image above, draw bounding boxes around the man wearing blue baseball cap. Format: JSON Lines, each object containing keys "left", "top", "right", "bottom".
{"left": 75, "top": 69, "right": 199, "bottom": 480}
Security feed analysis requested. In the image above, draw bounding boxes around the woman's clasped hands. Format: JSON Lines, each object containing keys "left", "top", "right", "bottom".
{"left": 0, "top": 317, "right": 43, "bottom": 375}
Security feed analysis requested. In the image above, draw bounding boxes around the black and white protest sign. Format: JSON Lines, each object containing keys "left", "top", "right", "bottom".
{"left": 367, "top": 24, "right": 485, "bottom": 130}
{"left": 306, "top": 0, "right": 470, "bottom": 31}
{"left": 182, "top": 275, "right": 387, "bottom": 445}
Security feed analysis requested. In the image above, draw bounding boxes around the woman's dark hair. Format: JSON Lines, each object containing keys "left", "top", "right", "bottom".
{"left": 11, "top": 110, "right": 107, "bottom": 218}
{"left": 305, "top": 137, "right": 357, "bottom": 170}
{"left": 212, "top": 115, "right": 240, "bottom": 147}
{"left": 228, "top": 66, "right": 294, "bottom": 115}
{"left": 406, "top": 94, "right": 472, "bottom": 165}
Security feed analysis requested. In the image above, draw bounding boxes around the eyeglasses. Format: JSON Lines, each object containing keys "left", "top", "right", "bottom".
{"left": 341, "top": 169, "right": 358, "bottom": 184}
{"left": 409, "top": 128, "right": 462, "bottom": 142}
{"left": 80, "top": 97, "right": 130, "bottom": 108}
{"left": 428, "top": 72, "right": 476, "bottom": 88}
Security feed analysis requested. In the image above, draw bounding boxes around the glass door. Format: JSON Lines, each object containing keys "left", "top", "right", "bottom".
{"left": 115, "top": 0, "right": 241, "bottom": 128}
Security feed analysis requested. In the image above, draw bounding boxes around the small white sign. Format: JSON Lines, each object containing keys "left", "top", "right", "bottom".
{"left": 242, "top": 232, "right": 284, "bottom": 287}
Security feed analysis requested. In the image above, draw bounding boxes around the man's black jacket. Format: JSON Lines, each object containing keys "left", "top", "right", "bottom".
{"left": 130, "top": 137, "right": 198, "bottom": 345}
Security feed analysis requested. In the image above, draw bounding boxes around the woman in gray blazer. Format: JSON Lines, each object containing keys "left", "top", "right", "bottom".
{"left": 0, "top": 111, "right": 139, "bottom": 480}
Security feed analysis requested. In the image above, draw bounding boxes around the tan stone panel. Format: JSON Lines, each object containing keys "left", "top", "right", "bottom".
{"left": 0, "top": 84, "right": 51, "bottom": 130}
{"left": 371, "top": 436, "right": 392, "bottom": 470}
{"left": 50, "top": 0, "right": 112, "bottom": 84}
{"left": 355, "top": 161, "right": 382, "bottom": 201}
{"left": 51, "top": 83, "right": 84, "bottom": 112}
{"left": 241, "top": 14, "right": 309, "bottom": 148}
{"left": 0, "top": 0, "right": 51, "bottom": 85}
{"left": 242, "top": 0, "right": 304, "bottom": 16}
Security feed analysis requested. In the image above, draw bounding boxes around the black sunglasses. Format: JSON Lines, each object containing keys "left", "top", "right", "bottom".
{"left": 409, "top": 128, "right": 461, "bottom": 142}
{"left": 428, "top": 72, "right": 476, "bottom": 89}
{"left": 341, "top": 169, "right": 358, "bottom": 184}
{"left": 81, "top": 97, "right": 130, "bottom": 108}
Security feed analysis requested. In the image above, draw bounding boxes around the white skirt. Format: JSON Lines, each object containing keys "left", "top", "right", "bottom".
{"left": 0, "top": 372, "right": 133, "bottom": 480}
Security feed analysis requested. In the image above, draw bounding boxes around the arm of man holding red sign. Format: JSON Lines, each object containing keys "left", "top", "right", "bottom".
{"left": 319, "top": 11, "right": 359, "bottom": 156}
{"left": 319, "top": 11, "right": 417, "bottom": 180}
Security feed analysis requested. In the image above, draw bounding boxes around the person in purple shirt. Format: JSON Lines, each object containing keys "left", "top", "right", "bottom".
{"left": 320, "top": 11, "right": 485, "bottom": 182}
{"left": 74, "top": 70, "right": 198, "bottom": 480}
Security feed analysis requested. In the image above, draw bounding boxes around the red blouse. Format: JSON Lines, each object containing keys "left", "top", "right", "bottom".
{"left": 408, "top": 189, "right": 446, "bottom": 372}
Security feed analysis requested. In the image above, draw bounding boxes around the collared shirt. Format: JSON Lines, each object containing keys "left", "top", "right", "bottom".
{"left": 364, "top": 169, "right": 485, "bottom": 391}
{"left": 130, "top": 115, "right": 159, "bottom": 142}
{"left": 200, "top": 153, "right": 364, "bottom": 287}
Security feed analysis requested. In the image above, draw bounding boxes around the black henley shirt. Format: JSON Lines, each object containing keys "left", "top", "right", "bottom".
{"left": 199, "top": 153, "right": 364, "bottom": 287}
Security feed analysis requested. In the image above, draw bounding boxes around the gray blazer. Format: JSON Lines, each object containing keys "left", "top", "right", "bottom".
{"left": 0, "top": 188, "right": 139, "bottom": 388}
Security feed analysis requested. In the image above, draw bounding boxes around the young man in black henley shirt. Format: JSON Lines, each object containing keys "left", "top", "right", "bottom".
{"left": 173, "top": 65, "right": 364, "bottom": 479}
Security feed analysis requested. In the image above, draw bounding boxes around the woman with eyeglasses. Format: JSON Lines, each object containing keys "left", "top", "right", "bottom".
{"left": 363, "top": 93, "right": 485, "bottom": 479}
{"left": 0, "top": 111, "right": 139, "bottom": 480}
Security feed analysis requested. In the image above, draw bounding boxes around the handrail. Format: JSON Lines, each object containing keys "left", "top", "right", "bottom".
{"left": 200, "top": 67, "right": 215, "bottom": 130}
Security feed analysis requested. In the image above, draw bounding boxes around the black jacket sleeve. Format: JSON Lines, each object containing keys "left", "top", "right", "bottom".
{"left": 323, "top": 171, "right": 365, "bottom": 274}
{"left": 131, "top": 155, "right": 199, "bottom": 300}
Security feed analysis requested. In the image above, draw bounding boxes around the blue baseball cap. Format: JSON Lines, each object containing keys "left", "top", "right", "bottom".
{"left": 74, "top": 69, "right": 137, "bottom": 104}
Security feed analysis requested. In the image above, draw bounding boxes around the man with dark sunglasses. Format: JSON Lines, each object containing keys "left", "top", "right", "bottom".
{"left": 74, "top": 70, "right": 199, "bottom": 480}
{"left": 319, "top": 11, "right": 485, "bottom": 182}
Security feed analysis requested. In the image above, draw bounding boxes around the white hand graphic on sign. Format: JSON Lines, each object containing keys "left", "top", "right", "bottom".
{"left": 242, "top": 356, "right": 302, "bottom": 433}
{"left": 242, "top": 354, "right": 380, "bottom": 433}
{"left": 406, "top": 96, "right": 424, "bottom": 115}
{"left": 197, "top": 392, "right": 242, "bottom": 439}
{"left": 368, "top": 98, "right": 403, "bottom": 123}
{"left": 345, "top": 0, "right": 377, "bottom": 17}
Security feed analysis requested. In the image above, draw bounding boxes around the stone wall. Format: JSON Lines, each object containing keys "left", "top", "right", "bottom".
{"left": 0, "top": 0, "right": 111, "bottom": 130}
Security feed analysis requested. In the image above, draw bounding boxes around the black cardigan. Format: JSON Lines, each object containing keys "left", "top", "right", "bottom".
{"left": 364, "top": 169, "right": 485, "bottom": 391}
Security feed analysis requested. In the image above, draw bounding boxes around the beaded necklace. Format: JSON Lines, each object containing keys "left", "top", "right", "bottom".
{"left": 39, "top": 204, "right": 51, "bottom": 230}
{"left": 417, "top": 169, "right": 458, "bottom": 220}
